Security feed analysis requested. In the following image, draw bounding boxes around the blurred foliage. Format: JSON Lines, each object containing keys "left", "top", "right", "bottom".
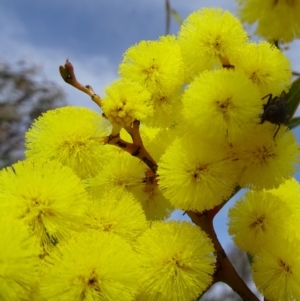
{"left": 0, "top": 60, "right": 66, "bottom": 169}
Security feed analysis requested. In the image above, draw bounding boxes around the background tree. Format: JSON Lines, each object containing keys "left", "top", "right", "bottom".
{"left": 0, "top": 60, "right": 66, "bottom": 168}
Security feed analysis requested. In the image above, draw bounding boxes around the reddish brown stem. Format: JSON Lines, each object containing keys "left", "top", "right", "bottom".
{"left": 59, "top": 60, "right": 157, "bottom": 176}
{"left": 59, "top": 60, "right": 102, "bottom": 107}
{"left": 188, "top": 211, "right": 259, "bottom": 301}
{"left": 105, "top": 133, "right": 157, "bottom": 175}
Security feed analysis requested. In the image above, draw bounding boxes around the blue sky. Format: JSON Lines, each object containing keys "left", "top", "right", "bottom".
{"left": 0, "top": 0, "right": 239, "bottom": 110}
{"left": 1, "top": 0, "right": 300, "bottom": 283}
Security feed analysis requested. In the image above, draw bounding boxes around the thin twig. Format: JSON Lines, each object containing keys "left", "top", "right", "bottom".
{"left": 105, "top": 133, "right": 157, "bottom": 175}
{"left": 59, "top": 60, "right": 102, "bottom": 107}
{"left": 292, "top": 71, "right": 300, "bottom": 77}
{"left": 165, "top": 0, "right": 171, "bottom": 35}
{"left": 59, "top": 60, "right": 158, "bottom": 176}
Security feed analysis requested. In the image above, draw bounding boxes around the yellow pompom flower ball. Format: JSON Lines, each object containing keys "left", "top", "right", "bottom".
{"left": 119, "top": 35, "right": 184, "bottom": 99}
{"left": 158, "top": 133, "right": 238, "bottom": 212}
{"left": 252, "top": 239, "right": 300, "bottom": 301}
{"left": 182, "top": 69, "right": 262, "bottom": 142}
{"left": 232, "top": 41, "right": 292, "bottom": 97}
{"left": 0, "top": 159, "right": 89, "bottom": 250}
{"left": 0, "top": 218, "right": 39, "bottom": 301}
{"left": 25, "top": 106, "right": 109, "bottom": 179}
{"left": 228, "top": 190, "right": 292, "bottom": 253}
{"left": 145, "top": 90, "right": 183, "bottom": 127}
{"left": 268, "top": 177, "right": 300, "bottom": 212}
{"left": 131, "top": 179, "right": 174, "bottom": 221}
{"left": 136, "top": 221, "right": 216, "bottom": 301}
{"left": 102, "top": 79, "right": 152, "bottom": 130}
{"left": 85, "top": 151, "right": 145, "bottom": 199}
{"left": 40, "top": 231, "right": 140, "bottom": 301}
{"left": 234, "top": 124, "right": 300, "bottom": 189}
{"left": 86, "top": 189, "right": 148, "bottom": 244}
{"left": 237, "top": 0, "right": 300, "bottom": 42}
{"left": 178, "top": 8, "right": 248, "bottom": 81}
{"left": 140, "top": 125, "right": 177, "bottom": 163}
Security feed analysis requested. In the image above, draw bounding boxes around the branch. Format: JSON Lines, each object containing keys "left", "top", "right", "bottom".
{"left": 188, "top": 210, "right": 259, "bottom": 301}
{"left": 292, "top": 71, "right": 300, "bottom": 77}
{"left": 59, "top": 60, "right": 102, "bottom": 107}
{"left": 105, "top": 122, "right": 158, "bottom": 176}
{"left": 59, "top": 60, "right": 158, "bottom": 176}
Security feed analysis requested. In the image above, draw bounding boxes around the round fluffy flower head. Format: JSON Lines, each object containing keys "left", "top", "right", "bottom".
{"left": 25, "top": 106, "right": 109, "bottom": 179}
{"left": 0, "top": 218, "right": 39, "bottom": 301}
{"left": 178, "top": 8, "right": 248, "bottom": 81}
{"left": 268, "top": 177, "right": 300, "bottom": 212}
{"left": 228, "top": 190, "right": 292, "bottom": 253}
{"left": 237, "top": 0, "right": 300, "bottom": 42}
{"left": 140, "top": 125, "right": 177, "bottom": 162}
{"left": 235, "top": 124, "right": 300, "bottom": 189}
{"left": 102, "top": 78, "right": 152, "bottom": 129}
{"left": 252, "top": 239, "right": 300, "bottom": 301}
{"left": 158, "top": 133, "right": 238, "bottom": 212}
{"left": 119, "top": 35, "right": 185, "bottom": 98}
{"left": 232, "top": 41, "right": 292, "bottom": 97}
{"left": 136, "top": 221, "right": 216, "bottom": 301}
{"left": 182, "top": 69, "right": 262, "bottom": 142}
{"left": 145, "top": 90, "right": 183, "bottom": 127}
{"left": 86, "top": 189, "right": 148, "bottom": 244}
{"left": 85, "top": 151, "right": 145, "bottom": 199}
{"left": 0, "top": 159, "right": 89, "bottom": 250}
{"left": 131, "top": 179, "right": 174, "bottom": 221}
{"left": 40, "top": 231, "right": 140, "bottom": 301}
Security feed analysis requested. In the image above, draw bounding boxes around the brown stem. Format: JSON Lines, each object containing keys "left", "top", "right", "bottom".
{"left": 124, "top": 120, "right": 144, "bottom": 147}
{"left": 187, "top": 210, "right": 259, "bottom": 301}
{"left": 219, "top": 56, "right": 235, "bottom": 69}
{"left": 59, "top": 60, "right": 157, "bottom": 176}
{"left": 105, "top": 133, "right": 157, "bottom": 175}
{"left": 59, "top": 60, "right": 102, "bottom": 107}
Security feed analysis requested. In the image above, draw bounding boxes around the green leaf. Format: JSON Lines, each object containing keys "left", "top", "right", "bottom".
{"left": 287, "top": 76, "right": 300, "bottom": 121}
{"left": 247, "top": 252, "right": 254, "bottom": 265}
{"left": 288, "top": 116, "right": 300, "bottom": 130}
{"left": 165, "top": 0, "right": 171, "bottom": 35}
{"left": 171, "top": 9, "right": 183, "bottom": 26}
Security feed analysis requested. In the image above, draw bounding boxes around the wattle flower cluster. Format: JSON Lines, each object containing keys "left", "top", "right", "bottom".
{"left": 1, "top": 6, "right": 300, "bottom": 301}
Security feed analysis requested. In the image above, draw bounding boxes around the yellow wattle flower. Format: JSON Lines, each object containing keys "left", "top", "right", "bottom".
{"left": 0, "top": 218, "right": 39, "bottom": 301}
{"left": 237, "top": 0, "right": 300, "bottom": 42}
{"left": 158, "top": 133, "right": 238, "bottom": 212}
{"left": 232, "top": 41, "right": 292, "bottom": 97}
{"left": 119, "top": 35, "right": 185, "bottom": 98}
{"left": 25, "top": 106, "right": 109, "bottom": 179}
{"left": 0, "top": 159, "right": 89, "bottom": 250}
{"left": 136, "top": 221, "right": 216, "bottom": 301}
{"left": 182, "top": 69, "right": 262, "bottom": 142}
{"left": 86, "top": 189, "right": 148, "bottom": 244}
{"left": 234, "top": 124, "right": 300, "bottom": 189}
{"left": 85, "top": 151, "right": 145, "bottom": 199}
{"left": 252, "top": 239, "right": 300, "bottom": 301}
{"left": 228, "top": 190, "right": 292, "bottom": 253}
{"left": 102, "top": 78, "right": 153, "bottom": 129}
{"left": 178, "top": 7, "right": 248, "bottom": 81}
{"left": 40, "top": 231, "right": 140, "bottom": 301}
